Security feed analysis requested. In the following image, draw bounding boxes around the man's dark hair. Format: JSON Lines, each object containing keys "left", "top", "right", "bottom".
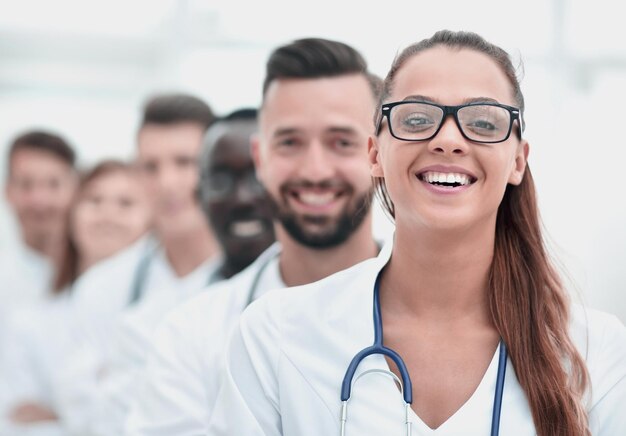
{"left": 222, "top": 108, "right": 258, "bottom": 122}
{"left": 200, "top": 108, "right": 258, "bottom": 170}
{"left": 8, "top": 130, "right": 76, "bottom": 172}
{"left": 262, "top": 38, "right": 381, "bottom": 100}
{"left": 140, "top": 93, "right": 216, "bottom": 130}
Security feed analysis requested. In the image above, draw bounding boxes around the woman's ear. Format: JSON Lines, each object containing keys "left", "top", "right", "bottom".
{"left": 369, "top": 136, "right": 384, "bottom": 178}
{"left": 508, "top": 140, "right": 529, "bottom": 186}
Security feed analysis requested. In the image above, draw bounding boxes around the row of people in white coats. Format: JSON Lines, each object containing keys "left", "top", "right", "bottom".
{"left": 0, "top": 103, "right": 275, "bottom": 434}
{"left": 2, "top": 31, "right": 626, "bottom": 436}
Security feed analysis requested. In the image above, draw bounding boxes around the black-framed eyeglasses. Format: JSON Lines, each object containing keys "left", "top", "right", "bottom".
{"left": 375, "top": 101, "right": 524, "bottom": 144}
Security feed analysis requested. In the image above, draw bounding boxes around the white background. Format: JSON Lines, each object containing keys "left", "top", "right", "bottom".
{"left": 0, "top": 0, "right": 624, "bottom": 321}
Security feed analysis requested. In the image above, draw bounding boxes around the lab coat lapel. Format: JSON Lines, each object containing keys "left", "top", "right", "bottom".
{"left": 279, "top": 243, "right": 398, "bottom": 433}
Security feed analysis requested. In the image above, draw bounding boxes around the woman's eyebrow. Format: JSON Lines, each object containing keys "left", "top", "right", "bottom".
{"left": 399, "top": 95, "right": 501, "bottom": 105}
{"left": 401, "top": 94, "right": 437, "bottom": 103}
{"left": 462, "top": 96, "right": 500, "bottom": 104}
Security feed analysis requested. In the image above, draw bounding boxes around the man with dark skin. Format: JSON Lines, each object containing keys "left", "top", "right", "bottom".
{"left": 198, "top": 108, "right": 275, "bottom": 279}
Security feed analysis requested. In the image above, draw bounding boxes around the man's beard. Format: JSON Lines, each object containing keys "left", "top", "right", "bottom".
{"left": 267, "top": 180, "right": 373, "bottom": 250}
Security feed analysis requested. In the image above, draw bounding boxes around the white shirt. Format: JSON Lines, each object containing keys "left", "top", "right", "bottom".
{"left": 207, "top": 243, "right": 626, "bottom": 435}
{"left": 52, "top": 236, "right": 218, "bottom": 435}
{"left": 126, "top": 243, "right": 284, "bottom": 436}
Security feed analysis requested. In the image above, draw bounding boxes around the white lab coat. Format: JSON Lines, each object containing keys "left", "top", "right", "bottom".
{"left": 0, "top": 244, "right": 53, "bottom": 432}
{"left": 125, "top": 243, "right": 284, "bottom": 436}
{"left": 0, "top": 237, "right": 157, "bottom": 436}
{"left": 0, "top": 241, "right": 52, "bottom": 322}
{"left": 63, "top": 234, "right": 217, "bottom": 361}
{"left": 207, "top": 243, "right": 626, "bottom": 435}
{"left": 51, "top": 236, "right": 219, "bottom": 435}
{"left": 82, "top": 256, "right": 224, "bottom": 436}
{"left": 0, "top": 295, "right": 73, "bottom": 436}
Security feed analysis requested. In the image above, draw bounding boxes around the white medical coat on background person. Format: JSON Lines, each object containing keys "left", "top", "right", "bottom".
{"left": 125, "top": 243, "right": 283, "bottom": 436}
{"left": 50, "top": 235, "right": 219, "bottom": 435}
{"left": 82, "top": 256, "right": 224, "bottom": 436}
{"left": 0, "top": 295, "right": 73, "bottom": 436}
{"left": 0, "top": 422, "right": 65, "bottom": 436}
{"left": 0, "top": 241, "right": 53, "bottom": 321}
{"left": 207, "top": 242, "right": 626, "bottom": 435}
{"left": 0, "top": 238, "right": 151, "bottom": 436}
{"left": 63, "top": 234, "right": 217, "bottom": 361}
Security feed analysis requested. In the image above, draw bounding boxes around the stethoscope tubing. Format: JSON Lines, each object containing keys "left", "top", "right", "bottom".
{"left": 341, "top": 274, "right": 413, "bottom": 403}
{"left": 340, "top": 271, "right": 508, "bottom": 435}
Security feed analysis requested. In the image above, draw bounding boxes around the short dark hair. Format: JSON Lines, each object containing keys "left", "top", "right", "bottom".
{"left": 200, "top": 108, "right": 258, "bottom": 168}
{"left": 8, "top": 130, "right": 76, "bottom": 172}
{"left": 262, "top": 38, "right": 381, "bottom": 101}
{"left": 140, "top": 93, "right": 216, "bottom": 130}
{"left": 222, "top": 108, "right": 258, "bottom": 122}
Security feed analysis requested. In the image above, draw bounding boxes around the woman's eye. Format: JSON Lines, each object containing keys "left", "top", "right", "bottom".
{"left": 401, "top": 115, "right": 434, "bottom": 131}
{"left": 469, "top": 119, "right": 497, "bottom": 131}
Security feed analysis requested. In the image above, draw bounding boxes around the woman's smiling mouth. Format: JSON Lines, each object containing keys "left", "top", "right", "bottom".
{"left": 418, "top": 171, "right": 476, "bottom": 188}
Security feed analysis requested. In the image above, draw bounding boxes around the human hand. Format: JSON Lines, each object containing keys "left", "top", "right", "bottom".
{"left": 9, "top": 402, "right": 58, "bottom": 424}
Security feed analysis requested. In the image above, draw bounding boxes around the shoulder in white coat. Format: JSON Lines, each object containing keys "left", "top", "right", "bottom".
{"left": 125, "top": 243, "right": 283, "bottom": 436}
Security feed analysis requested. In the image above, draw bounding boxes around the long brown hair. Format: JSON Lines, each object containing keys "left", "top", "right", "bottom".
{"left": 53, "top": 160, "right": 135, "bottom": 293}
{"left": 374, "top": 30, "right": 590, "bottom": 436}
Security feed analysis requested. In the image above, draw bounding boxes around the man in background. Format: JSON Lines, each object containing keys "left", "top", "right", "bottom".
{"left": 198, "top": 108, "right": 275, "bottom": 279}
{"left": 1, "top": 131, "right": 77, "bottom": 313}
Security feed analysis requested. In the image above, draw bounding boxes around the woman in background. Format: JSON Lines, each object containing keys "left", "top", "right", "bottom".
{"left": 0, "top": 160, "right": 151, "bottom": 435}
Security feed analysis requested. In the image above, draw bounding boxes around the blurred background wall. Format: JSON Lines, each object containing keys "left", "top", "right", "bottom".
{"left": 0, "top": 0, "right": 624, "bottom": 321}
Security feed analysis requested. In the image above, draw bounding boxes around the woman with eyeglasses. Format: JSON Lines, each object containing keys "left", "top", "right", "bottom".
{"left": 206, "top": 30, "right": 626, "bottom": 436}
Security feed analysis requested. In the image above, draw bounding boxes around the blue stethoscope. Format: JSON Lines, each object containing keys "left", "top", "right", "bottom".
{"left": 340, "top": 273, "right": 508, "bottom": 435}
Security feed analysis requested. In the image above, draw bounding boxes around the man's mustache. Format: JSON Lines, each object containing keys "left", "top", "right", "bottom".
{"left": 279, "top": 179, "right": 352, "bottom": 192}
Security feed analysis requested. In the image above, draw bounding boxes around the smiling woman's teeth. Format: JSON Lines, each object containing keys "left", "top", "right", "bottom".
{"left": 421, "top": 171, "right": 471, "bottom": 186}
{"left": 298, "top": 192, "right": 336, "bottom": 206}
